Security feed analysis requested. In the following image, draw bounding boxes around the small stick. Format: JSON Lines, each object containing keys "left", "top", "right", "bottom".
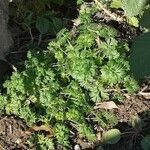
{"left": 0, "top": 144, "right": 5, "bottom": 150}
{"left": 38, "top": 34, "right": 42, "bottom": 46}
{"left": 94, "top": 0, "right": 124, "bottom": 22}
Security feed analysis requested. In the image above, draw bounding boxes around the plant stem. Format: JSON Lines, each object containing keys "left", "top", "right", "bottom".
{"left": 38, "top": 34, "right": 42, "bottom": 46}
{"left": 94, "top": 0, "right": 124, "bottom": 22}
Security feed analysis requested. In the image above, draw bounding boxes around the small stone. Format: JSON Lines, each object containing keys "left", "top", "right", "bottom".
{"left": 74, "top": 144, "right": 81, "bottom": 150}
{"left": 15, "top": 138, "right": 21, "bottom": 144}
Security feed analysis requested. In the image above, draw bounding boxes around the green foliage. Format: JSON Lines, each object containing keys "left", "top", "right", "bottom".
{"left": 129, "top": 115, "right": 145, "bottom": 131}
{"left": 126, "top": 17, "right": 139, "bottom": 27}
{"left": 110, "top": 0, "right": 122, "bottom": 9}
{"left": 2, "top": 1, "right": 140, "bottom": 148}
{"left": 36, "top": 17, "right": 50, "bottom": 34}
{"left": 78, "top": 123, "right": 96, "bottom": 142}
{"left": 9, "top": 0, "right": 72, "bottom": 36}
{"left": 140, "top": 8, "right": 150, "bottom": 28}
{"left": 102, "top": 129, "right": 121, "bottom": 144}
{"left": 110, "top": 0, "right": 149, "bottom": 27}
{"left": 111, "top": 0, "right": 148, "bottom": 17}
{"left": 77, "top": 0, "right": 85, "bottom": 5}
{"left": 141, "top": 135, "right": 150, "bottom": 150}
{"left": 95, "top": 111, "right": 118, "bottom": 128}
{"left": 28, "top": 133, "right": 55, "bottom": 150}
{"left": 122, "top": 0, "right": 148, "bottom": 17}
{"left": 55, "top": 124, "right": 70, "bottom": 147}
{"left": 130, "top": 32, "right": 150, "bottom": 79}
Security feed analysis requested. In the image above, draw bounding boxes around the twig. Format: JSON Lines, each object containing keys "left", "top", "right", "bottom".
{"left": 0, "top": 144, "right": 5, "bottom": 150}
{"left": 7, "top": 60, "right": 17, "bottom": 72}
{"left": 11, "top": 64, "right": 17, "bottom": 72}
{"left": 139, "top": 85, "right": 148, "bottom": 93}
{"left": 38, "top": 34, "right": 42, "bottom": 46}
{"left": 23, "top": 23, "right": 34, "bottom": 42}
{"left": 1, "top": 57, "right": 17, "bottom": 72}
{"left": 138, "top": 91, "right": 150, "bottom": 100}
{"left": 10, "top": 51, "right": 27, "bottom": 54}
{"left": 93, "top": 0, "right": 124, "bottom": 22}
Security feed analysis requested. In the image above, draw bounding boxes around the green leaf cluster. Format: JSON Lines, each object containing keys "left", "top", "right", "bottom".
{"left": 110, "top": 0, "right": 149, "bottom": 27}
{"left": 141, "top": 135, "right": 150, "bottom": 150}
{"left": 122, "top": 0, "right": 148, "bottom": 17}
{"left": 28, "top": 133, "right": 55, "bottom": 150}
{"left": 9, "top": 0, "right": 74, "bottom": 35}
{"left": 130, "top": 32, "right": 150, "bottom": 79}
{"left": 1, "top": 2, "right": 139, "bottom": 148}
{"left": 111, "top": 0, "right": 148, "bottom": 17}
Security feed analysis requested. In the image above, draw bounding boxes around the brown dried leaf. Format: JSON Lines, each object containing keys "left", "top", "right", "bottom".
{"left": 138, "top": 92, "right": 150, "bottom": 100}
{"left": 124, "top": 94, "right": 131, "bottom": 99}
{"left": 94, "top": 101, "right": 118, "bottom": 110}
{"left": 31, "top": 125, "right": 54, "bottom": 137}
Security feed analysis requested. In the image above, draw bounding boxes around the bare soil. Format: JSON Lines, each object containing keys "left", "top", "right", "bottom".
{"left": 0, "top": 116, "right": 30, "bottom": 150}
{"left": 104, "top": 94, "right": 150, "bottom": 150}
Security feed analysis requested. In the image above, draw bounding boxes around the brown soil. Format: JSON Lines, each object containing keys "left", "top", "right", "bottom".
{"left": 103, "top": 86, "right": 150, "bottom": 150}
{"left": 0, "top": 116, "right": 30, "bottom": 150}
{"left": 115, "top": 94, "right": 150, "bottom": 123}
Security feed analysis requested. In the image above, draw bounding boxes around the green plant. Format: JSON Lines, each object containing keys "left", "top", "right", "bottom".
{"left": 108, "top": 0, "right": 150, "bottom": 79}
{"left": 126, "top": 115, "right": 150, "bottom": 150}
{"left": 100, "top": 115, "right": 150, "bottom": 149}
{"left": 9, "top": 0, "right": 77, "bottom": 47}
{"left": 94, "top": 0, "right": 150, "bottom": 27}
{"left": 130, "top": 32, "right": 150, "bottom": 79}
{"left": 102, "top": 128, "right": 121, "bottom": 144}
{"left": 141, "top": 135, "right": 150, "bottom": 150}
{"left": 28, "top": 133, "right": 55, "bottom": 150}
{"left": 10, "top": 0, "right": 64, "bottom": 33}
{"left": 1, "top": 1, "right": 139, "bottom": 148}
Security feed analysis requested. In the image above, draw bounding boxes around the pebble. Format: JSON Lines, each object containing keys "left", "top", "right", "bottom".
{"left": 74, "top": 144, "right": 81, "bottom": 150}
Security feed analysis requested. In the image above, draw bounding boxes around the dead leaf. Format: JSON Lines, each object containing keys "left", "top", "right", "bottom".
{"left": 96, "top": 131, "right": 102, "bottom": 141}
{"left": 31, "top": 125, "right": 54, "bottom": 137}
{"left": 94, "top": 101, "right": 118, "bottom": 110}
{"left": 138, "top": 92, "right": 150, "bottom": 100}
{"left": 123, "top": 94, "right": 131, "bottom": 99}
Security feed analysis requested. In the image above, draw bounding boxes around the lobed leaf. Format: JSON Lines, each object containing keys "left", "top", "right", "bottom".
{"left": 122, "top": 0, "right": 147, "bottom": 17}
